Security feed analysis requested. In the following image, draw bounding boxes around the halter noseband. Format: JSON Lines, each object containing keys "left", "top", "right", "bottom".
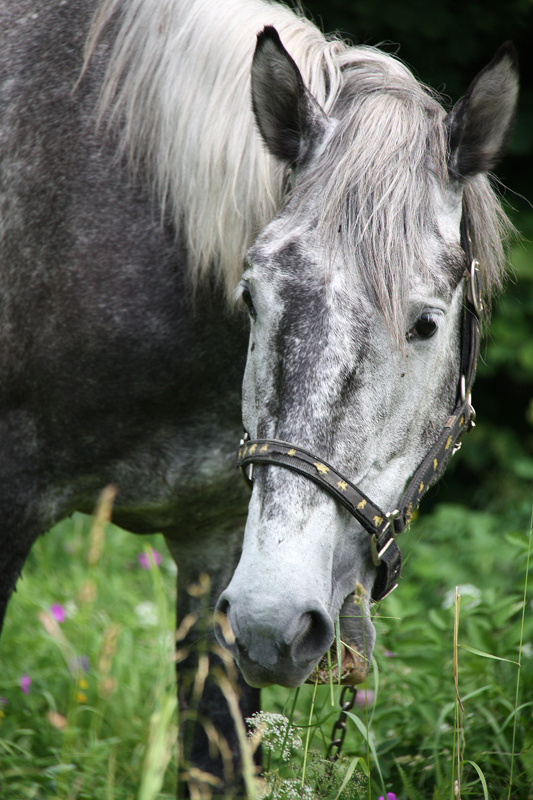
{"left": 236, "top": 223, "right": 482, "bottom": 602}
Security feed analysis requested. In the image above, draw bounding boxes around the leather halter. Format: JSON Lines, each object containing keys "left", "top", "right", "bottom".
{"left": 236, "top": 219, "right": 482, "bottom": 602}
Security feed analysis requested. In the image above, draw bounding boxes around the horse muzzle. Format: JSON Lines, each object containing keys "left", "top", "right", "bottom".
{"left": 215, "top": 593, "right": 335, "bottom": 687}
{"left": 215, "top": 587, "right": 375, "bottom": 687}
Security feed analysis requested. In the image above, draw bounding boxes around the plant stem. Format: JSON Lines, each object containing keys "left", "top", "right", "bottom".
{"left": 300, "top": 678, "right": 318, "bottom": 794}
{"left": 507, "top": 507, "right": 533, "bottom": 799}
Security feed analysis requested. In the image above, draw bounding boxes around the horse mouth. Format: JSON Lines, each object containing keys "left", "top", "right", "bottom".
{"left": 305, "top": 641, "right": 368, "bottom": 686}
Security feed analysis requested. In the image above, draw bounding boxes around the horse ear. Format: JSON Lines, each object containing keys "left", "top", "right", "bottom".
{"left": 446, "top": 42, "right": 519, "bottom": 179}
{"left": 251, "top": 26, "right": 327, "bottom": 165}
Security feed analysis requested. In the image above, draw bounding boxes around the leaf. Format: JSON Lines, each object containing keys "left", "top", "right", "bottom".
{"left": 333, "top": 756, "right": 368, "bottom": 799}
{"left": 504, "top": 531, "right": 531, "bottom": 550}
{"left": 511, "top": 458, "right": 533, "bottom": 480}
{"left": 428, "top": 608, "right": 447, "bottom": 631}
{"left": 395, "top": 759, "right": 426, "bottom": 800}
{"left": 44, "top": 763, "right": 77, "bottom": 775}
{"left": 344, "top": 712, "right": 385, "bottom": 794}
{"left": 463, "top": 760, "right": 489, "bottom": 800}
{"left": 458, "top": 644, "right": 520, "bottom": 665}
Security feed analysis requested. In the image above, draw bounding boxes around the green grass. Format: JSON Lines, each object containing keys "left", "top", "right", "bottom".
{"left": 0, "top": 512, "right": 177, "bottom": 799}
{"left": 261, "top": 501, "right": 533, "bottom": 799}
{"left": 0, "top": 498, "right": 532, "bottom": 799}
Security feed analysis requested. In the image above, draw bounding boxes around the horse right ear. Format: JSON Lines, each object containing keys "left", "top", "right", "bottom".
{"left": 446, "top": 42, "right": 519, "bottom": 179}
{"left": 251, "top": 26, "right": 327, "bottom": 166}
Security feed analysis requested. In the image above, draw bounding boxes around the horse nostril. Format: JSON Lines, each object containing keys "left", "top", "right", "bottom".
{"left": 214, "top": 595, "right": 237, "bottom": 647}
{"left": 215, "top": 595, "right": 230, "bottom": 617}
{"left": 291, "top": 608, "right": 334, "bottom": 664}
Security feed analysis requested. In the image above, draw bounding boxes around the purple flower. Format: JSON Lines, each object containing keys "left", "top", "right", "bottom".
{"left": 355, "top": 689, "right": 376, "bottom": 707}
{"left": 19, "top": 675, "right": 31, "bottom": 694}
{"left": 69, "top": 655, "right": 89, "bottom": 675}
{"left": 384, "top": 650, "right": 396, "bottom": 658}
{"left": 0, "top": 697, "right": 8, "bottom": 706}
{"left": 138, "top": 548, "right": 162, "bottom": 570}
{"left": 379, "top": 794, "right": 398, "bottom": 800}
{"left": 50, "top": 604, "right": 66, "bottom": 623}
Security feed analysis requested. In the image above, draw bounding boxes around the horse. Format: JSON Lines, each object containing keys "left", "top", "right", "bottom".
{"left": 0, "top": 0, "right": 518, "bottom": 795}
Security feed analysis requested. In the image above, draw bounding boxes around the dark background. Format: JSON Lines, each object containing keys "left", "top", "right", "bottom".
{"left": 302, "top": 0, "right": 533, "bottom": 203}
{"left": 301, "top": 0, "right": 533, "bottom": 515}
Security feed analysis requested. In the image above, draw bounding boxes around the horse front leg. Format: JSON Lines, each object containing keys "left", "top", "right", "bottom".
{"left": 0, "top": 449, "right": 44, "bottom": 638}
{"left": 0, "top": 527, "right": 39, "bottom": 636}
{"left": 165, "top": 526, "right": 261, "bottom": 799}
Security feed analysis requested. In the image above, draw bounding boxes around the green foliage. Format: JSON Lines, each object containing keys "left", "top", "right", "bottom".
{"left": 0, "top": 515, "right": 177, "bottom": 799}
{"left": 263, "top": 503, "right": 533, "bottom": 799}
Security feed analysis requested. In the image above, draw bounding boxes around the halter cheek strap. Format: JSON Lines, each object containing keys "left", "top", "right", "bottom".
{"left": 236, "top": 228, "right": 482, "bottom": 603}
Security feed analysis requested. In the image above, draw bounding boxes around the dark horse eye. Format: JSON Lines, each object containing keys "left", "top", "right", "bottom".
{"left": 241, "top": 283, "right": 256, "bottom": 319}
{"left": 407, "top": 313, "right": 438, "bottom": 341}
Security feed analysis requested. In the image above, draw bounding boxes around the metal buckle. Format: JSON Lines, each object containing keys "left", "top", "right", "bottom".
{"left": 239, "top": 432, "right": 254, "bottom": 487}
{"left": 370, "top": 509, "right": 399, "bottom": 566}
{"left": 467, "top": 259, "right": 483, "bottom": 319}
{"left": 460, "top": 375, "right": 476, "bottom": 429}
{"left": 378, "top": 581, "right": 399, "bottom": 601}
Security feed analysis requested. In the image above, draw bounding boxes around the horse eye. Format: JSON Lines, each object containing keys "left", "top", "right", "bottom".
{"left": 407, "top": 313, "right": 438, "bottom": 341}
{"left": 241, "top": 283, "right": 256, "bottom": 320}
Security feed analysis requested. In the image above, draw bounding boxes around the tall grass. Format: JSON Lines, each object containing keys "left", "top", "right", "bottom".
{"left": 0, "top": 506, "right": 178, "bottom": 799}
{"left": 0, "top": 498, "right": 531, "bottom": 798}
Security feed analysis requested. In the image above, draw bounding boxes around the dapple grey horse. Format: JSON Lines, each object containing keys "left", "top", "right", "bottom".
{"left": 0, "top": 0, "right": 518, "bottom": 793}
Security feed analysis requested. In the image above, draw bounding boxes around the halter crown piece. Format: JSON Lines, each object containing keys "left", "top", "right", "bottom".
{"left": 236, "top": 218, "right": 482, "bottom": 602}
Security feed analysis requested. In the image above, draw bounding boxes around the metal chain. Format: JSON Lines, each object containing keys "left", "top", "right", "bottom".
{"left": 327, "top": 685, "right": 357, "bottom": 762}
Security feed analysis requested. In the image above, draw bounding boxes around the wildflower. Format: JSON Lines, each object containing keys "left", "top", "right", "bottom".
{"left": 134, "top": 601, "right": 158, "bottom": 627}
{"left": 77, "top": 579, "right": 97, "bottom": 604}
{"left": 50, "top": 603, "right": 66, "bottom": 623}
{"left": 442, "top": 584, "right": 481, "bottom": 610}
{"left": 522, "top": 642, "right": 533, "bottom": 658}
{"left": 38, "top": 610, "right": 62, "bottom": 639}
{"left": 379, "top": 794, "right": 399, "bottom": 800}
{"left": 98, "top": 675, "right": 117, "bottom": 699}
{"left": 384, "top": 650, "right": 396, "bottom": 657}
{"left": 138, "top": 547, "right": 162, "bottom": 570}
{"left": 47, "top": 710, "right": 68, "bottom": 730}
{"left": 262, "top": 774, "right": 317, "bottom": 799}
{"left": 247, "top": 712, "right": 302, "bottom": 762}
{"left": 69, "top": 655, "right": 89, "bottom": 675}
{"left": 0, "top": 697, "right": 7, "bottom": 706}
{"left": 354, "top": 689, "right": 375, "bottom": 707}
{"left": 164, "top": 559, "right": 178, "bottom": 576}
{"left": 19, "top": 675, "right": 31, "bottom": 694}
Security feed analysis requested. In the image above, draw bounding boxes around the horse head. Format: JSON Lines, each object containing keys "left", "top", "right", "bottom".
{"left": 216, "top": 29, "right": 518, "bottom": 688}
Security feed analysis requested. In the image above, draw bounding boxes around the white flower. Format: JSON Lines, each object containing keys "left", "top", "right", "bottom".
{"left": 163, "top": 559, "right": 178, "bottom": 576}
{"left": 442, "top": 584, "right": 481, "bottom": 610}
{"left": 521, "top": 642, "right": 533, "bottom": 658}
{"left": 134, "top": 601, "right": 158, "bottom": 627}
{"left": 262, "top": 774, "right": 317, "bottom": 799}
{"left": 247, "top": 712, "right": 302, "bottom": 761}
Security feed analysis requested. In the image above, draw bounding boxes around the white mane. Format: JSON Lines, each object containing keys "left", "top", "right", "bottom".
{"left": 87, "top": 0, "right": 511, "bottom": 310}
{"left": 86, "top": 0, "right": 340, "bottom": 295}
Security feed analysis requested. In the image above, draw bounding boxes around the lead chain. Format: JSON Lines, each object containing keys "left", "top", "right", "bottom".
{"left": 326, "top": 685, "right": 357, "bottom": 762}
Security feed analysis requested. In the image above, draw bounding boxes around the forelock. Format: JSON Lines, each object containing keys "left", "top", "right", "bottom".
{"left": 290, "top": 51, "right": 453, "bottom": 341}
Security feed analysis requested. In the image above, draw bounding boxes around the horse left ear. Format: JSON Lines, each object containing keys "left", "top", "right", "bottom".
{"left": 446, "top": 42, "right": 519, "bottom": 179}
{"left": 251, "top": 26, "right": 327, "bottom": 165}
